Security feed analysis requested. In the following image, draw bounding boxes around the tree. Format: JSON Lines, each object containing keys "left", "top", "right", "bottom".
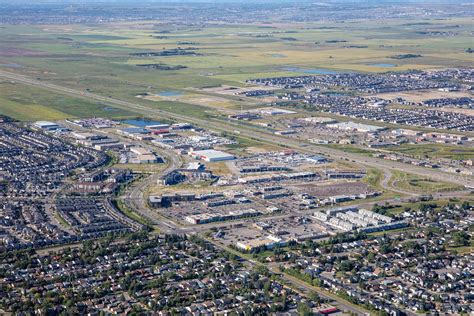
{"left": 462, "top": 201, "right": 471, "bottom": 210}
{"left": 338, "top": 260, "right": 354, "bottom": 272}
{"left": 309, "top": 291, "right": 321, "bottom": 305}
{"left": 263, "top": 280, "right": 271, "bottom": 293}
{"left": 451, "top": 231, "right": 469, "bottom": 246}
{"left": 297, "top": 302, "right": 312, "bottom": 316}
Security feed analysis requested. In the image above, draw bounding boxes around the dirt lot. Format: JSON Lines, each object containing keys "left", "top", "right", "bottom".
{"left": 292, "top": 181, "right": 373, "bottom": 198}
{"left": 374, "top": 89, "right": 473, "bottom": 103}
{"left": 201, "top": 84, "right": 278, "bottom": 96}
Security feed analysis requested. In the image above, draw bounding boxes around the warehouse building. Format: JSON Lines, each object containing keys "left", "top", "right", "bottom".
{"left": 189, "top": 149, "right": 235, "bottom": 162}
{"left": 118, "top": 127, "right": 150, "bottom": 137}
{"left": 326, "top": 121, "right": 386, "bottom": 133}
{"left": 33, "top": 121, "right": 60, "bottom": 131}
{"left": 236, "top": 235, "right": 286, "bottom": 252}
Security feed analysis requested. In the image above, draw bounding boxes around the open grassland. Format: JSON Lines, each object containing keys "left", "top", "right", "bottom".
{"left": 363, "top": 168, "right": 384, "bottom": 190}
{"left": 0, "top": 18, "right": 473, "bottom": 120}
{"left": 386, "top": 144, "right": 474, "bottom": 161}
{"left": 390, "top": 171, "right": 465, "bottom": 194}
{"left": 326, "top": 144, "right": 375, "bottom": 156}
{"left": 383, "top": 195, "right": 474, "bottom": 216}
{"left": 0, "top": 81, "right": 136, "bottom": 121}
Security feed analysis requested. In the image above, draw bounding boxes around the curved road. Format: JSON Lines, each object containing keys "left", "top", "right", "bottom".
{"left": 3, "top": 69, "right": 470, "bottom": 315}
{"left": 0, "top": 69, "right": 471, "bottom": 188}
{"left": 122, "top": 146, "right": 183, "bottom": 232}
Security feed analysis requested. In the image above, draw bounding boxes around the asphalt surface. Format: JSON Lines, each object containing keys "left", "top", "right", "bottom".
{"left": 0, "top": 69, "right": 471, "bottom": 188}
{"left": 2, "top": 69, "right": 471, "bottom": 315}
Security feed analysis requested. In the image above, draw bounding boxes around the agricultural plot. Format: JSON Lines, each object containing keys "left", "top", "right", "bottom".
{"left": 0, "top": 18, "right": 473, "bottom": 120}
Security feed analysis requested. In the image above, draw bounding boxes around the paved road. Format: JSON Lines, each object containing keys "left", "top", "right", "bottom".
{"left": 2, "top": 69, "right": 471, "bottom": 313}
{"left": 62, "top": 119, "right": 183, "bottom": 231}
{"left": 4, "top": 69, "right": 471, "bottom": 227}
{"left": 1, "top": 69, "right": 471, "bottom": 188}
{"left": 122, "top": 147, "right": 183, "bottom": 232}
{"left": 204, "top": 237, "right": 371, "bottom": 315}
{"left": 171, "top": 189, "right": 472, "bottom": 235}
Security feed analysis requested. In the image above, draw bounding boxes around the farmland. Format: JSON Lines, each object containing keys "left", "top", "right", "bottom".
{"left": 0, "top": 17, "right": 473, "bottom": 120}
{"left": 1, "top": 2, "right": 473, "bottom": 316}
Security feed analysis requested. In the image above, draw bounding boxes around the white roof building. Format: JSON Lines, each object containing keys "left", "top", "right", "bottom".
{"left": 327, "top": 121, "right": 386, "bottom": 133}
{"left": 34, "top": 121, "right": 60, "bottom": 130}
{"left": 189, "top": 149, "right": 235, "bottom": 162}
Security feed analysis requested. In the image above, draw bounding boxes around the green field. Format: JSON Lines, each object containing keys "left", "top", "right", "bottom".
{"left": 363, "top": 168, "right": 384, "bottom": 190}
{"left": 387, "top": 143, "right": 474, "bottom": 161}
{"left": 381, "top": 196, "right": 474, "bottom": 216}
{"left": 390, "top": 171, "right": 464, "bottom": 193}
{"left": 0, "top": 81, "right": 136, "bottom": 120}
{"left": 326, "top": 144, "right": 375, "bottom": 156}
{"left": 0, "top": 18, "right": 473, "bottom": 120}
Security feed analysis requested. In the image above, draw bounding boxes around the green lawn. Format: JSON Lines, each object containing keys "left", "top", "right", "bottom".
{"left": 390, "top": 171, "right": 464, "bottom": 194}
{"left": 389, "top": 144, "right": 474, "bottom": 161}
{"left": 326, "top": 144, "right": 374, "bottom": 156}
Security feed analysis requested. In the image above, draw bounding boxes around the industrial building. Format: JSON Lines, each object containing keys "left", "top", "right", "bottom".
{"left": 326, "top": 121, "right": 386, "bottom": 133}
{"left": 33, "top": 121, "right": 60, "bottom": 131}
{"left": 118, "top": 127, "right": 150, "bottom": 137}
{"left": 236, "top": 235, "right": 286, "bottom": 252}
{"left": 189, "top": 149, "right": 235, "bottom": 162}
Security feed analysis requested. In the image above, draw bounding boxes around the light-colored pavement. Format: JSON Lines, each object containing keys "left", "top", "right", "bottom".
{"left": 0, "top": 69, "right": 471, "bottom": 188}
{"left": 2, "top": 69, "right": 471, "bottom": 315}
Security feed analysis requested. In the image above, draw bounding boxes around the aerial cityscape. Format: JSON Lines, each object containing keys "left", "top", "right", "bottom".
{"left": 0, "top": 0, "right": 472, "bottom": 315}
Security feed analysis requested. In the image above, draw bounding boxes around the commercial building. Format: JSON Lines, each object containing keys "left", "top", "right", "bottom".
{"left": 118, "top": 127, "right": 150, "bottom": 137}
{"left": 149, "top": 193, "right": 196, "bottom": 207}
{"left": 146, "top": 124, "right": 170, "bottom": 130}
{"left": 94, "top": 142, "right": 124, "bottom": 151}
{"left": 259, "top": 108, "right": 297, "bottom": 116}
{"left": 189, "top": 149, "right": 235, "bottom": 162}
{"left": 130, "top": 147, "right": 152, "bottom": 156}
{"left": 326, "top": 121, "right": 386, "bottom": 133}
{"left": 134, "top": 154, "right": 158, "bottom": 164}
{"left": 299, "top": 116, "right": 337, "bottom": 124}
{"left": 236, "top": 235, "right": 286, "bottom": 251}
{"left": 71, "top": 132, "right": 104, "bottom": 140}
{"left": 33, "top": 121, "right": 60, "bottom": 131}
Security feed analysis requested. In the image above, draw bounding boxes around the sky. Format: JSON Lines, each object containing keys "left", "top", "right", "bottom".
{"left": 0, "top": 0, "right": 456, "bottom": 3}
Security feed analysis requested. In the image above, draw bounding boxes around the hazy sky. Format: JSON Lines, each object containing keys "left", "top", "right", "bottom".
{"left": 0, "top": 0, "right": 454, "bottom": 3}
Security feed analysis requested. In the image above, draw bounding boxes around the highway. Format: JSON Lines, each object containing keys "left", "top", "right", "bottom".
{"left": 120, "top": 142, "right": 183, "bottom": 232}
{"left": 3, "top": 69, "right": 472, "bottom": 315}
{"left": 119, "top": 146, "right": 182, "bottom": 232}
{"left": 0, "top": 69, "right": 471, "bottom": 188}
